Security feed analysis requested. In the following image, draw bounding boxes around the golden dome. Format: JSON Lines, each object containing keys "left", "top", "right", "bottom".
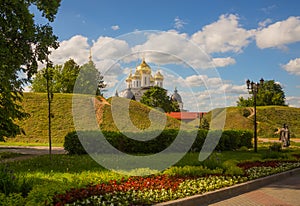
{"left": 154, "top": 71, "right": 164, "bottom": 80}
{"left": 150, "top": 75, "right": 155, "bottom": 82}
{"left": 126, "top": 70, "right": 132, "bottom": 82}
{"left": 136, "top": 59, "right": 152, "bottom": 74}
{"left": 132, "top": 70, "right": 141, "bottom": 80}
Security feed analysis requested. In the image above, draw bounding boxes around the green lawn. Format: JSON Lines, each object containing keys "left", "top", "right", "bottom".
{"left": 1, "top": 142, "right": 299, "bottom": 205}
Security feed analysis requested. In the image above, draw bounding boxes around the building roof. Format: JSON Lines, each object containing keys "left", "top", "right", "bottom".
{"left": 136, "top": 58, "right": 152, "bottom": 74}
{"left": 167, "top": 112, "right": 207, "bottom": 120}
{"left": 119, "top": 88, "right": 135, "bottom": 100}
{"left": 154, "top": 71, "right": 164, "bottom": 80}
{"left": 171, "top": 88, "right": 182, "bottom": 103}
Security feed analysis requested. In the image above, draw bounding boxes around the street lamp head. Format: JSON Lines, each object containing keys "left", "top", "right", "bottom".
{"left": 246, "top": 79, "right": 250, "bottom": 89}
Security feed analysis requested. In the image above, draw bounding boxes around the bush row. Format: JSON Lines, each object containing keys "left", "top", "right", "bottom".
{"left": 64, "top": 129, "right": 253, "bottom": 155}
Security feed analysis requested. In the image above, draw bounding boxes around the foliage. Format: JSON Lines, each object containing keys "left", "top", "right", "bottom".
{"left": 269, "top": 142, "right": 282, "bottom": 152}
{"left": 244, "top": 162, "right": 300, "bottom": 180}
{"left": 163, "top": 165, "right": 223, "bottom": 177}
{"left": 51, "top": 174, "right": 248, "bottom": 205}
{"left": 237, "top": 80, "right": 286, "bottom": 107}
{"left": 75, "top": 60, "right": 106, "bottom": 95}
{"left": 63, "top": 129, "right": 253, "bottom": 155}
{"left": 0, "top": 193, "right": 26, "bottom": 206}
{"left": 0, "top": 165, "right": 33, "bottom": 197}
{"left": 140, "top": 86, "right": 179, "bottom": 112}
{"left": 0, "top": 0, "right": 61, "bottom": 140}
{"left": 52, "top": 175, "right": 185, "bottom": 205}
{"left": 63, "top": 131, "right": 87, "bottom": 155}
{"left": 31, "top": 59, "right": 107, "bottom": 95}
{"left": 31, "top": 59, "right": 80, "bottom": 93}
{"left": 1, "top": 148, "right": 299, "bottom": 205}
{"left": 199, "top": 118, "right": 210, "bottom": 130}
{"left": 241, "top": 108, "right": 251, "bottom": 117}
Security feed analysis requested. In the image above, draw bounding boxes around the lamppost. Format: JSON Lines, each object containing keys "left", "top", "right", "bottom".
{"left": 246, "top": 78, "right": 264, "bottom": 153}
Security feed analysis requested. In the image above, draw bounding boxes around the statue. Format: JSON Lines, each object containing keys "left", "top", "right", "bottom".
{"left": 279, "top": 124, "right": 290, "bottom": 147}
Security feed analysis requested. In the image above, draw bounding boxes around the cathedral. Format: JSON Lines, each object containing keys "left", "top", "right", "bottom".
{"left": 118, "top": 59, "right": 183, "bottom": 110}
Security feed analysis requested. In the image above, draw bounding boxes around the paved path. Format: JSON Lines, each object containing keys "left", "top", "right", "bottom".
{"left": 0, "top": 146, "right": 65, "bottom": 155}
{"left": 259, "top": 138, "right": 300, "bottom": 143}
{"left": 0, "top": 146, "right": 66, "bottom": 162}
{"left": 210, "top": 171, "right": 300, "bottom": 206}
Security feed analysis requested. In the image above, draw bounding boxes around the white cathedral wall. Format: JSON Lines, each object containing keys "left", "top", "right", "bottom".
{"left": 141, "top": 74, "right": 150, "bottom": 87}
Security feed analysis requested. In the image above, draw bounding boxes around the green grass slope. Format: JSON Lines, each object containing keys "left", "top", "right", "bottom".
{"left": 100, "top": 97, "right": 182, "bottom": 132}
{"left": 205, "top": 106, "right": 300, "bottom": 138}
{"left": 256, "top": 106, "right": 300, "bottom": 138}
{"left": 5, "top": 93, "right": 182, "bottom": 144}
{"left": 5, "top": 93, "right": 300, "bottom": 145}
{"left": 8, "top": 93, "right": 75, "bottom": 144}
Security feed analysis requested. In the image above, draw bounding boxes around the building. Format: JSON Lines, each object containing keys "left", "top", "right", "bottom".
{"left": 119, "top": 59, "right": 183, "bottom": 110}
{"left": 166, "top": 112, "right": 207, "bottom": 123}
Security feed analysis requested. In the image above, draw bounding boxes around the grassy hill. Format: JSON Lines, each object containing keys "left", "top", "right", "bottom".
{"left": 4, "top": 93, "right": 182, "bottom": 145}
{"left": 3, "top": 93, "right": 300, "bottom": 145}
{"left": 204, "top": 106, "right": 300, "bottom": 138}
{"left": 7, "top": 93, "right": 75, "bottom": 144}
{"left": 99, "top": 97, "right": 182, "bottom": 132}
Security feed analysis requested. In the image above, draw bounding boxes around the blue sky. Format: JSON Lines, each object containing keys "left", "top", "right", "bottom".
{"left": 31, "top": 0, "right": 300, "bottom": 112}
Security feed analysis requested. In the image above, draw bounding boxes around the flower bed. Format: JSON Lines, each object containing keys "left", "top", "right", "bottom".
{"left": 52, "top": 161, "right": 300, "bottom": 206}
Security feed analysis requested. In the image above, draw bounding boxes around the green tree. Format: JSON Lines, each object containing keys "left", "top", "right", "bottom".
{"left": 31, "top": 59, "right": 80, "bottom": 93}
{"left": 60, "top": 59, "right": 81, "bottom": 93}
{"left": 0, "top": 0, "right": 60, "bottom": 140}
{"left": 237, "top": 80, "right": 286, "bottom": 107}
{"left": 140, "top": 86, "right": 179, "bottom": 113}
{"left": 199, "top": 118, "right": 210, "bottom": 130}
{"left": 75, "top": 60, "right": 106, "bottom": 95}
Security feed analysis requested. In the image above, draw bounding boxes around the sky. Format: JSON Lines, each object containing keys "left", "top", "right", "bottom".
{"left": 30, "top": 0, "right": 300, "bottom": 112}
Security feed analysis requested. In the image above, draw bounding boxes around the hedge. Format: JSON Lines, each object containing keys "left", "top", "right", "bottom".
{"left": 64, "top": 129, "right": 253, "bottom": 155}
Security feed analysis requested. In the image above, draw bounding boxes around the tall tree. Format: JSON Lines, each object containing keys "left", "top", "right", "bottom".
{"left": 31, "top": 59, "right": 80, "bottom": 93}
{"left": 140, "top": 86, "right": 179, "bottom": 113}
{"left": 0, "top": 0, "right": 61, "bottom": 140}
{"left": 237, "top": 80, "right": 286, "bottom": 107}
{"left": 75, "top": 59, "right": 106, "bottom": 96}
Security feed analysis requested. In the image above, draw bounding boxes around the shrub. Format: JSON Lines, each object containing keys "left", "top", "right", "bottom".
{"left": 238, "top": 146, "right": 249, "bottom": 151}
{"left": 0, "top": 165, "right": 33, "bottom": 197}
{"left": 163, "top": 165, "right": 223, "bottom": 177}
{"left": 0, "top": 193, "right": 26, "bottom": 206}
{"left": 64, "top": 129, "right": 253, "bottom": 155}
{"left": 63, "top": 131, "right": 87, "bottom": 155}
{"left": 241, "top": 108, "right": 251, "bottom": 117}
{"left": 262, "top": 151, "right": 288, "bottom": 160}
{"left": 201, "top": 152, "right": 223, "bottom": 170}
{"left": 222, "top": 160, "right": 244, "bottom": 176}
{"left": 269, "top": 142, "right": 282, "bottom": 152}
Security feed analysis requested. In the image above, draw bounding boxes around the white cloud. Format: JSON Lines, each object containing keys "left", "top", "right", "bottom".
{"left": 184, "top": 75, "right": 207, "bottom": 87}
{"left": 191, "top": 14, "right": 254, "bottom": 54}
{"left": 92, "top": 36, "right": 131, "bottom": 61}
{"left": 260, "top": 5, "right": 277, "bottom": 15}
{"left": 286, "top": 96, "right": 300, "bottom": 108}
{"left": 212, "top": 57, "right": 236, "bottom": 67}
{"left": 132, "top": 30, "right": 214, "bottom": 69}
{"left": 111, "top": 25, "right": 120, "bottom": 31}
{"left": 49, "top": 35, "right": 90, "bottom": 66}
{"left": 256, "top": 16, "right": 300, "bottom": 49}
{"left": 221, "top": 84, "right": 247, "bottom": 94}
{"left": 174, "top": 17, "right": 186, "bottom": 30}
{"left": 281, "top": 58, "right": 300, "bottom": 75}
{"left": 258, "top": 18, "right": 272, "bottom": 28}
